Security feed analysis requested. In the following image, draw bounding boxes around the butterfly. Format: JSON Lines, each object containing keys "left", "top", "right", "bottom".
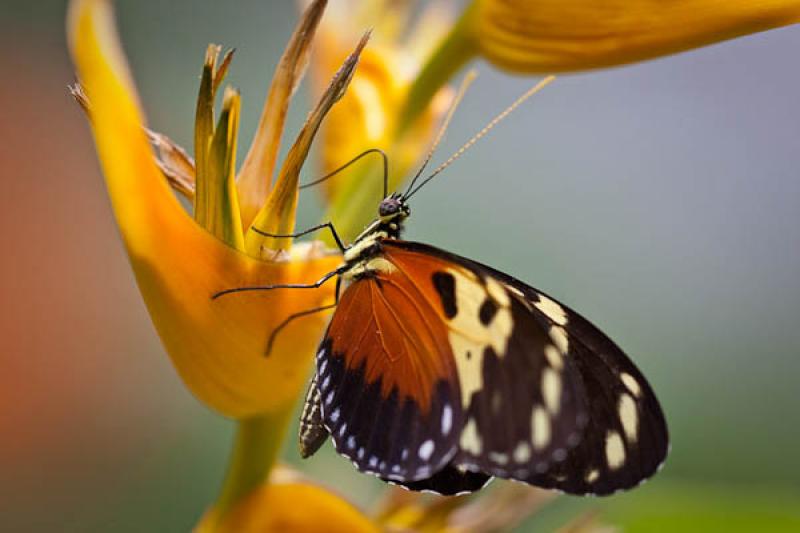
{"left": 289, "top": 190, "right": 669, "bottom": 496}
{"left": 217, "top": 78, "right": 669, "bottom": 496}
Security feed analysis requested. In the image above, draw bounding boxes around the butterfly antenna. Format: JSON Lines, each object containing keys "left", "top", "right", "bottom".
{"left": 300, "top": 148, "right": 389, "bottom": 197}
{"left": 402, "top": 70, "right": 477, "bottom": 199}
{"left": 405, "top": 75, "right": 556, "bottom": 199}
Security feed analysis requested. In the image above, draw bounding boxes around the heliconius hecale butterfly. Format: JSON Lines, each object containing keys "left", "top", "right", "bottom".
{"left": 216, "top": 79, "right": 669, "bottom": 497}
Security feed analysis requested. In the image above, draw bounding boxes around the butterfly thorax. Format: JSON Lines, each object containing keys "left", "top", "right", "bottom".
{"left": 341, "top": 194, "right": 409, "bottom": 280}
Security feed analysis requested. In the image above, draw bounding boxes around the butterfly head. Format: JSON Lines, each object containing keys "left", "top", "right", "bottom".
{"left": 378, "top": 193, "right": 410, "bottom": 224}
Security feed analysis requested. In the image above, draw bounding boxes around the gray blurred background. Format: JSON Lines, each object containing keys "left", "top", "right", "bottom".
{"left": 1, "top": 0, "right": 799, "bottom": 531}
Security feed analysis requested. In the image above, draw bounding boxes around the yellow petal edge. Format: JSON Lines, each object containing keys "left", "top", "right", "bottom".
{"left": 471, "top": 0, "right": 800, "bottom": 72}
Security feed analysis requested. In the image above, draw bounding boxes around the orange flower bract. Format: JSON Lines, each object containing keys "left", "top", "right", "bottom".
{"left": 67, "top": 0, "right": 342, "bottom": 418}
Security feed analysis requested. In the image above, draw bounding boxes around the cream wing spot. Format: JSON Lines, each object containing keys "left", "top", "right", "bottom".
{"left": 489, "top": 452, "right": 509, "bottom": 465}
{"left": 605, "top": 431, "right": 626, "bottom": 470}
{"left": 447, "top": 268, "right": 513, "bottom": 405}
{"left": 549, "top": 326, "right": 569, "bottom": 354}
{"left": 618, "top": 393, "right": 639, "bottom": 442}
{"left": 534, "top": 294, "right": 567, "bottom": 325}
{"left": 460, "top": 417, "right": 483, "bottom": 455}
{"left": 621, "top": 372, "right": 642, "bottom": 397}
{"left": 585, "top": 469, "right": 599, "bottom": 483}
{"left": 507, "top": 285, "right": 525, "bottom": 299}
{"left": 544, "top": 344, "right": 564, "bottom": 370}
{"left": 513, "top": 442, "right": 531, "bottom": 463}
{"left": 541, "top": 368, "right": 562, "bottom": 415}
{"left": 485, "top": 277, "right": 510, "bottom": 306}
{"left": 531, "top": 406, "right": 551, "bottom": 451}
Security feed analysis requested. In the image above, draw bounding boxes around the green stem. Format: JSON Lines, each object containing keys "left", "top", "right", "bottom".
{"left": 211, "top": 409, "right": 293, "bottom": 526}
{"left": 395, "top": 2, "right": 478, "bottom": 136}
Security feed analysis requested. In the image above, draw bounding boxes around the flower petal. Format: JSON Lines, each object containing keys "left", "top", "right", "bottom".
{"left": 146, "top": 128, "right": 196, "bottom": 200}
{"left": 200, "top": 86, "right": 245, "bottom": 250}
{"left": 470, "top": 0, "right": 800, "bottom": 72}
{"left": 68, "top": 0, "right": 341, "bottom": 417}
{"left": 245, "top": 32, "right": 369, "bottom": 256}
{"left": 194, "top": 46, "right": 245, "bottom": 249}
{"left": 197, "top": 472, "right": 381, "bottom": 533}
{"left": 309, "top": 27, "right": 453, "bottom": 242}
{"left": 69, "top": 82, "right": 197, "bottom": 200}
{"left": 236, "top": 0, "right": 328, "bottom": 229}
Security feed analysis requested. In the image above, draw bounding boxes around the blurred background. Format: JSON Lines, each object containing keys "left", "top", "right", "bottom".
{"left": 1, "top": 0, "right": 799, "bottom": 531}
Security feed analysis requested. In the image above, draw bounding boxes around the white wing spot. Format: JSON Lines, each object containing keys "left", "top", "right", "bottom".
{"left": 321, "top": 374, "right": 331, "bottom": 391}
{"left": 489, "top": 452, "right": 509, "bottom": 465}
{"left": 605, "top": 431, "right": 626, "bottom": 470}
{"left": 325, "top": 390, "right": 335, "bottom": 406}
{"left": 401, "top": 448, "right": 409, "bottom": 461}
{"left": 369, "top": 456, "right": 378, "bottom": 468}
{"left": 357, "top": 447, "right": 365, "bottom": 460}
{"left": 621, "top": 372, "right": 642, "bottom": 397}
{"left": 534, "top": 294, "right": 567, "bottom": 325}
{"left": 418, "top": 439, "right": 435, "bottom": 461}
{"left": 318, "top": 358, "right": 327, "bottom": 373}
{"left": 338, "top": 423, "right": 347, "bottom": 437}
{"left": 549, "top": 326, "right": 569, "bottom": 354}
{"left": 441, "top": 404, "right": 453, "bottom": 435}
{"left": 541, "top": 368, "right": 562, "bottom": 414}
{"left": 513, "top": 442, "right": 531, "bottom": 463}
{"left": 532, "top": 406, "right": 551, "bottom": 451}
{"left": 460, "top": 417, "right": 483, "bottom": 454}
{"left": 492, "top": 390, "right": 503, "bottom": 413}
{"left": 347, "top": 436, "right": 356, "bottom": 449}
{"left": 329, "top": 408, "right": 340, "bottom": 423}
{"left": 544, "top": 344, "right": 564, "bottom": 370}
{"left": 618, "top": 393, "right": 639, "bottom": 442}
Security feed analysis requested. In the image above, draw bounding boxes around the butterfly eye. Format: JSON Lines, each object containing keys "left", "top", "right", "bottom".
{"left": 379, "top": 198, "right": 402, "bottom": 217}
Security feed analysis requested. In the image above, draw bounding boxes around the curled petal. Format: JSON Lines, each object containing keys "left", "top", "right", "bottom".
{"left": 469, "top": 0, "right": 800, "bottom": 72}
{"left": 197, "top": 469, "right": 381, "bottom": 533}
{"left": 237, "top": 0, "right": 327, "bottom": 228}
{"left": 245, "top": 32, "right": 370, "bottom": 255}
{"left": 68, "top": 0, "right": 341, "bottom": 417}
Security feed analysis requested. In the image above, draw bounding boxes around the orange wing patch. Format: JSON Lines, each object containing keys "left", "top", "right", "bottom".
{"left": 382, "top": 244, "right": 515, "bottom": 408}
{"left": 326, "top": 266, "right": 455, "bottom": 413}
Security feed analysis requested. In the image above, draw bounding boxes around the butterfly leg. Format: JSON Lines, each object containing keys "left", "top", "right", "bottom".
{"left": 212, "top": 267, "right": 345, "bottom": 299}
{"left": 265, "top": 277, "right": 342, "bottom": 356}
{"left": 251, "top": 222, "right": 346, "bottom": 252}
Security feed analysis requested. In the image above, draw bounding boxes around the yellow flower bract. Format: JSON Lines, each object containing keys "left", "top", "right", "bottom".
{"left": 471, "top": 0, "right": 800, "bottom": 72}
{"left": 68, "top": 0, "right": 341, "bottom": 418}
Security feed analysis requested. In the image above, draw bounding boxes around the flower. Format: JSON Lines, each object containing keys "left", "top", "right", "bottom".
{"left": 67, "top": 0, "right": 359, "bottom": 420}
{"left": 467, "top": 0, "right": 800, "bottom": 73}
{"left": 306, "top": 0, "right": 455, "bottom": 241}
{"left": 196, "top": 466, "right": 381, "bottom": 533}
{"left": 400, "top": 0, "right": 800, "bottom": 135}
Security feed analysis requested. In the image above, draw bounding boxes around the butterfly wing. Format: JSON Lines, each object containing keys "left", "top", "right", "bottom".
{"left": 316, "top": 270, "right": 464, "bottom": 482}
{"left": 386, "top": 464, "right": 492, "bottom": 496}
{"left": 316, "top": 238, "right": 589, "bottom": 493}
{"left": 384, "top": 240, "right": 669, "bottom": 495}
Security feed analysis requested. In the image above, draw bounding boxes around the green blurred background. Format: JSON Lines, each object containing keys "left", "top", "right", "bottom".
{"left": 1, "top": 0, "right": 799, "bottom": 531}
